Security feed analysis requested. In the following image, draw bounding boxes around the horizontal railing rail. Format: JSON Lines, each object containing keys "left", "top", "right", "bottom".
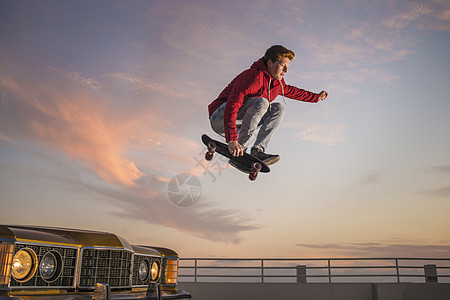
{"left": 178, "top": 258, "right": 450, "bottom": 283}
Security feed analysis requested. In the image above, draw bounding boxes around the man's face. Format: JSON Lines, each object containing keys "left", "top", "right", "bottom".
{"left": 267, "top": 57, "right": 290, "bottom": 80}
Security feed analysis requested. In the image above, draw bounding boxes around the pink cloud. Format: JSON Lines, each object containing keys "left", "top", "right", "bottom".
{"left": 439, "top": 10, "right": 450, "bottom": 21}
{"left": 0, "top": 57, "right": 202, "bottom": 187}
{"left": 49, "top": 68, "right": 103, "bottom": 90}
{"left": 0, "top": 74, "right": 142, "bottom": 186}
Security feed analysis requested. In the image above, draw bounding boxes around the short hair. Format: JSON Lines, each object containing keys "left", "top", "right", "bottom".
{"left": 264, "top": 45, "right": 295, "bottom": 63}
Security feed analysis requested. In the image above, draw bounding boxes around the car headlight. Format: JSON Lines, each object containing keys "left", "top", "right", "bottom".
{"left": 138, "top": 259, "right": 149, "bottom": 281}
{"left": 39, "top": 251, "right": 62, "bottom": 281}
{"left": 151, "top": 261, "right": 160, "bottom": 281}
{"left": 11, "top": 248, "right": 37, "bottom": 282}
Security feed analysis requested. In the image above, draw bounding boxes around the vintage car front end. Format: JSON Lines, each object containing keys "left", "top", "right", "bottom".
{"left": 0, "top": 225, "right": 190, "bottom": 299}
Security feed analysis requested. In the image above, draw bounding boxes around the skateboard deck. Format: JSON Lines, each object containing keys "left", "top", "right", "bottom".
{"left": 201, "top": 134, "right": 270, "bottom": 181}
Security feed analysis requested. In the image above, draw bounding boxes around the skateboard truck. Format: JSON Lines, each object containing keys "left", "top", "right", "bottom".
{"left": 249, "top": 162, "right": 262, "bottom": 181}
{"left": 205, "top": 141, "right": 216, "bottom": 161}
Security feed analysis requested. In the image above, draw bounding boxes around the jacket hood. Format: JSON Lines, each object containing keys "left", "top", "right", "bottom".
{"left": 251, "top": 57, "right": 271, "bottom": 77}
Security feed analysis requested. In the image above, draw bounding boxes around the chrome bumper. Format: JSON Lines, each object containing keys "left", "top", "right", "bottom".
{"left": 1, "top": 283, "right": 191, "bottom": 300}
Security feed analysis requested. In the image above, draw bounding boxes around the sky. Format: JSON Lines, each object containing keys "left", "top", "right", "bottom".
{"left": 1, "top": 0, "right": 450, "bottom": 259}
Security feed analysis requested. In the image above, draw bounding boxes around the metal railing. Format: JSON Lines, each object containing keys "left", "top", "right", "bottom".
{"left": 178, "top": 258, "right": 450, "bottom": 283}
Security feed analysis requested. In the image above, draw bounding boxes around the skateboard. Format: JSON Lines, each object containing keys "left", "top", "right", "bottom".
{"left": 201, "top": 134, "right": 270, "bottom": 181}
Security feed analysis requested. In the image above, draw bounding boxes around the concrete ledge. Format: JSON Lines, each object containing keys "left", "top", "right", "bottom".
{"left": 179, "top": 282, "right": 450, "bottom": 300}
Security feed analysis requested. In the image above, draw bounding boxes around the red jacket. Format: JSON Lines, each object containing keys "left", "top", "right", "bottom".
{"left": 208, "top": 58, "right": 319, "bottom": 142}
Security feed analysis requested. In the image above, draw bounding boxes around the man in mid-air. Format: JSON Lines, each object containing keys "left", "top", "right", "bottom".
{"left": 208, "top": 45, "right": 328, "bottom": 165}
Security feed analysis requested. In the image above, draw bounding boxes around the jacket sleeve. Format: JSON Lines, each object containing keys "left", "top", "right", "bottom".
{"left": 283, "top": 83, "right": 319, "bottom": 103}
{"left": 224, "top": 70, "right": 261, "bottom": 142}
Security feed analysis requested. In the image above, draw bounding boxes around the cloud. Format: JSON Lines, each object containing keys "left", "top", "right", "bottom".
{"left": 0, "top": 62, "right": 143, "bottom": 186}
{"left": 62, "top": 172, "right": 258, "bottom": 243}
{"left": 295, "top": 26, "right": 408, "bottom": 89}
{"left": 440, "top": 10, "right": 450, "bottom": 21}
{"left": 300, "top": 21, "right": 412, "bottom": 68}
{"left": 418, "top": 165, "right": 450, "bottom": 198}
{"left": 359, "top": 172, "right": 383, "bottom": 185}
{"left": 282, "top": 105, "right": 347, "bottom": 146}
{"left": 0, "top": 54, "right": 207, "bottom": 186}
{"left": 289, "top": 121, "right": 347, "bottom": 146}
{"left": 419, "top": 186, "right": 450, "bottom": 198}
{"left": 295, "top": 0, "right": 450, "bottom": 87}
{"left": 428, "top": 165, "right": 450, "bottom": 173}
{"left": 296, "top": 242, "right": 450, "bottom": 257}
{"left": 341, "top": 68, "right": 400, "bottom": 84}
{"left": 381, "top": 1, "right": 450, "bottom": 31}
{"left": 107, "top": 72, "right": 190, "bottom": 98}
{"left": 383, "top": 3, "right": 433, "bottom": 29}
{"left": 49, "top": 68, "right": 103, "bottom": 90}
{"left": 156, "top": 1, "right": 258, "bottom": 65}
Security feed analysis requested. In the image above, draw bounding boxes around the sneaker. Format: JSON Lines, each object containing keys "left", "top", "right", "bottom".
{"left": 250, "top": 148, "right": 280, "bottom": 165}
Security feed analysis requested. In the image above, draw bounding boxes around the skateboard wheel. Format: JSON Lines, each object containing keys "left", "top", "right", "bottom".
{"left": 252, "top": 162, "right": 262, "bottom": 171}
{"left": 205, "top": 151, "right": 214, "bottom": 161}
{"left": 207, "top": 141, "right": 216, "bottom": 153}
{"left": 249, "top": 172, "right": 258, "bottom": 181}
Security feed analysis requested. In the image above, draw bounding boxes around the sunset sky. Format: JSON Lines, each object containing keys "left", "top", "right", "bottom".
{"left": 1, "top": 0, "right": 450, "bottom": 259}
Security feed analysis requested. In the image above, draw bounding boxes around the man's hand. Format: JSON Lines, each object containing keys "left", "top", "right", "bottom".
{"left": 228, "top": 140, "right": 244, "bottom": 157}
{"left": 318, "top": 90, "right": 328, "bottom": 101}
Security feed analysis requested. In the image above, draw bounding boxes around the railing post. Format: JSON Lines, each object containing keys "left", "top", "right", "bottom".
{"left": 296, "top": 265, "right": 306, "bottom": 283}
{"left": 424, "top": 264, "right": 438, "bottom": 283}
{"left": 261, "top": 259, "right": 264, "bottom": 283}
{"left": 395, "top": 259, "right": 400, "bottom": 283}
{"left": 194, "top": 259, "right": 198, "bottom": 283}
{"left": 328, "top": 259, "right": 331, "bottom": 283}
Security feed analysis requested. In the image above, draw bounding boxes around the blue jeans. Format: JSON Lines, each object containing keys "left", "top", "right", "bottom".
{"left": 209, "top": 97, "right": 284, "bottom": 152}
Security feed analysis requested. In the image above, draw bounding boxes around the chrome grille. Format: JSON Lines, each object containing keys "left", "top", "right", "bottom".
{"left": 79, "top": 248, "right": 132, "bottom": 289}
{"left": 10, "top": 243, "right": 77, "bottom": 288}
